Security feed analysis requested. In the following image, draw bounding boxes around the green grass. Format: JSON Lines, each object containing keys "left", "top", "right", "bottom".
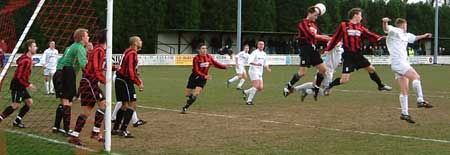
{"left": 1, "top": 65, "right": 450, "bottom": 155}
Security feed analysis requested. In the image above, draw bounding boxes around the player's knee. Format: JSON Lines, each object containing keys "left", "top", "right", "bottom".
{"left": 367, "top": 66, "right": 376, "bottom": 73}
{"left": 11, "top": 103, "right": 20, "bottom": 109}
{"left": 25, "top": 99, "right": 33, "bottom": 107}
{"left": 340, "top": 78, "right": 349, "bottom": 84}
{"left": 256, "top": 86, "right": 263, "bottom": 91}
{"left": 297, "top": 71, "right": 305, "bottom": 77}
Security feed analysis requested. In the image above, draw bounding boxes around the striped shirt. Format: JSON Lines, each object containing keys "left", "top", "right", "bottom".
{"left": 191, "top": 54, "right": 226, "bottom": 78}
{"left": 83, "top": 45, "right": 106, "bottom": 84}
{"left": 117, "top": 48, "right": 140, "bottom": 85}
{"left": 297, "top": 18, "right": 327, "bottom": 45}
{"left": 11, "top": 54, "right": 32, "bottom": 89}
{"left": 326, "top": 21, "right": 381, "bottom": 53}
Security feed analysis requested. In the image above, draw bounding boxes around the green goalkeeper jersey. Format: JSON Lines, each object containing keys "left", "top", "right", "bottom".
{"left": 56, "top": 48, "right": 68, "bottom": 70}
{"left": 62, "top": 42, "right": 87, "bottom": 74}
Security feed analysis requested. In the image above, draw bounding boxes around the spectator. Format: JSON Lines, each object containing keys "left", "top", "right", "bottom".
{"left": 0, "top": 39, "right": 8, "bottom": 53}
{"left": 220, "top": 45, "right": 233, "bottom": 59}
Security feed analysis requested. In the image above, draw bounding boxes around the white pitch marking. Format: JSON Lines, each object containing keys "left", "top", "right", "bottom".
{"left": 3, "top": 129, "right": 122, "bottom": 155}
{"left": 137, "top": 105, "right": 450, "bottom": 144}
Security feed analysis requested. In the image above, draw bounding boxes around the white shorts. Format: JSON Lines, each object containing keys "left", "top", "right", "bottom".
{"left": 235, "top": 65, "right": 246, "bottom": 74}
{"left": 391, "top": 62, "right": 412, "bottom": 79}
{"left": 44, "top": 68, "right": 57, "bottom": 76}
{"left": 249, "top": 71, "right": 262, "bottom": 81}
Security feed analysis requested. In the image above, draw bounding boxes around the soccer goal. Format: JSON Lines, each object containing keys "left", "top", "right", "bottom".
{"left": 0, "top": 0, "right": 113, "bottom": 154}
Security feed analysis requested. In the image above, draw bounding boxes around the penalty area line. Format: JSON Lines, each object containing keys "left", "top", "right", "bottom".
{"left": 137, "top": 105, "right": 450, "bottom": 144}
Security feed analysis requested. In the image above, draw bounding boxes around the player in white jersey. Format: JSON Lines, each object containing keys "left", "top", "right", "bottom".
{"left": 242, "top": 40, "right": 271, "bottom": 105}
{"left": 293, "top": 42, "right": 344, "bottom": 101}
{"left": 40, "top": 41, "right": 59, "bottom": 95}
{"left": 227, "top": 44, "right": 250, "bottom": 90}
{"left": 383, "top": 17, "right": 433, "bottom": 124}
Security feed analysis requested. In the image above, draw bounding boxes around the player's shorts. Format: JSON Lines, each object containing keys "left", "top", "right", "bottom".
{"left": 79, "top": 78, "right": 105, "bottom": 107}
{"left": 43, "top": 68, "right": 57, "bottom": 76}
{"left": 299, "top": 44, "right": 323, "bottom": 68}
{"left": 249, "top": 71, "right": 262, "bottom": 81}
{"left": 341, "top": 51, "right": 371, "bottom": 73}
{"left": 115, "top": 73, "right": 136, "bottom": 102}
{"left": 61, "top": 66, "right": 77, "bottom": 102}
{"left": 53, "top": 70, "right": 63, "bottom": 98}
{"left": 186, "top": 73, "right": 207, "bottom": 89}
{"left": 11, "top": 89, "right": 31, "bottom": 103}
{"left": 391, "top": 61, "right": 413, "bottom": 79}
{"left": 235, "top": 65, "right": 246, "bottom": 74}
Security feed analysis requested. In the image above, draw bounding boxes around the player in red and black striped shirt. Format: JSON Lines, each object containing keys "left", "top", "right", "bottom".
{"left": 283, "top": 5, "right": 331, "bottom": 100}
{"left": 181, "top": 43, "right": 228, "bottom": 113}
{"left": 69, "top": 31, "right": 107, "bottom": 145}
{"left": 324, "top": 8, "right": 392, "bottom": 95}
{"left": 112, "top": 36, "right": 144, "bottom": 138}
{"left": 0, "top": 39, "right": 37, "bottom": 128}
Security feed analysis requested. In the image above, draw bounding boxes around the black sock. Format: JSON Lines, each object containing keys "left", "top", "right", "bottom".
{"left": 184, "top": 95, "right": 197, "bottom": 109}
{"left": 113, "top": 109, "right": 125, "bottom": 130}
{"left": 288, "top": 73, "right": 302, "bottom": 88}
{"left": 54, "top": 104, "right": 64, "bottom": 129}
{"left": 17, "top": 105, "right": 30, "bottom": 119}
{"left": 1, "top": 106, "right": 15, "bottom": 120}
{"left": 62, "top": 105, "right": 71, "bottom": 132}
{"left": 94, "top": 109, "right": 105, "bottom": 129}
{"left": 74, "top": 114, "right": 87, "bottom": 133}
{"left": 315, "top": 73, "right": 324, "bottom": 88}
{"left": 120, "top": 108, "right": 134, "bottom": 131}
{"left": 369, "top": 72, "right": 384, "bottom": 88}
{"left": 328, "top": 78, "right": 341, "bottom": 89}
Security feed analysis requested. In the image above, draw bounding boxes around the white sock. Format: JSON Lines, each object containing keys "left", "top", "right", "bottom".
{"left": 294, "top": 82, "right": 314, "bottom": 91}
{"left": 399, "top": 94, "right": 409, "bottom": 115}
{"left": 49, "top": 79, "right": 54, "bottom": 93}
{"left": 45, "top": 81, "right": 49, "bottom": 94}
{"left": 228, "top": 76, "right": 239, "bottom": 83}
{"left": 131, "top": 111, "right": 139, "bottom": 124}
{"left": 246, "top": 87, "right": 257, "bottom": 102}
{"left": 237, "top": 79, "right": 245, "bottom": 88}
{"left": 112, "top": 102, "right": 122, "bottom": 120}
{"left": 412, "top": 80, "right": 424, "bottom": 102}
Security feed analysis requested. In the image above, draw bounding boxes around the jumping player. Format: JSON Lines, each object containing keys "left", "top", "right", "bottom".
{"left": 324, "top": 8, "right": 392, "bottom": 95}
{"left": 283, "top": 5, "right": 331, "bottom": 100}
{"left": 382, "top": 17, "right": 433, "bottom": 123}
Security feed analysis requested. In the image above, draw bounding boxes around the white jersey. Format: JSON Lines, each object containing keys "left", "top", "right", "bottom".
{"left": 385, "top": 25, "right": 416, "bottom": 64}
{"left": 235, "top": 51, "right": 250, "bottom": 66}
{"left": 41, "top": 48, "right": 59, "bottom": 70}
{"left": 248, "top": 49, "right": 268, "bottom": 75}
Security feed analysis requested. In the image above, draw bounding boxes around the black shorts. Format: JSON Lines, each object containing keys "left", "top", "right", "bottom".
{"left": 186, "top": 73, "right": 207, "bottom": 89}
{"left": 79, "top": 78, "right": 105, "bottom": 107}
{"left": 299, "top": 44, "right": 323, "bottom": 67}
{"left": 115, "top": 73, "right": 136, "bottom": 102}
{"left": 11, "top": 89, "right": 31, "bottom": 103}
{"left": 53, "top": 70, "right": 63, "bottom": 98}
{"left": 341, "top": 51, "right": 371, "bottom": 73}
{"left": 61, "top": 66, "right": 77, "bottom": 102}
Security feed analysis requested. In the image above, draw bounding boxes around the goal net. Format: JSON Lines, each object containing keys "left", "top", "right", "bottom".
{"left": 0, "top": 0, "right": 106, "bottom": 154}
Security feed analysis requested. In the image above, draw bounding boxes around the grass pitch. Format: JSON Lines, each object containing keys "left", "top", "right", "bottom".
{"left": 1, "top": 65, "right": 450, "bottom": 155}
